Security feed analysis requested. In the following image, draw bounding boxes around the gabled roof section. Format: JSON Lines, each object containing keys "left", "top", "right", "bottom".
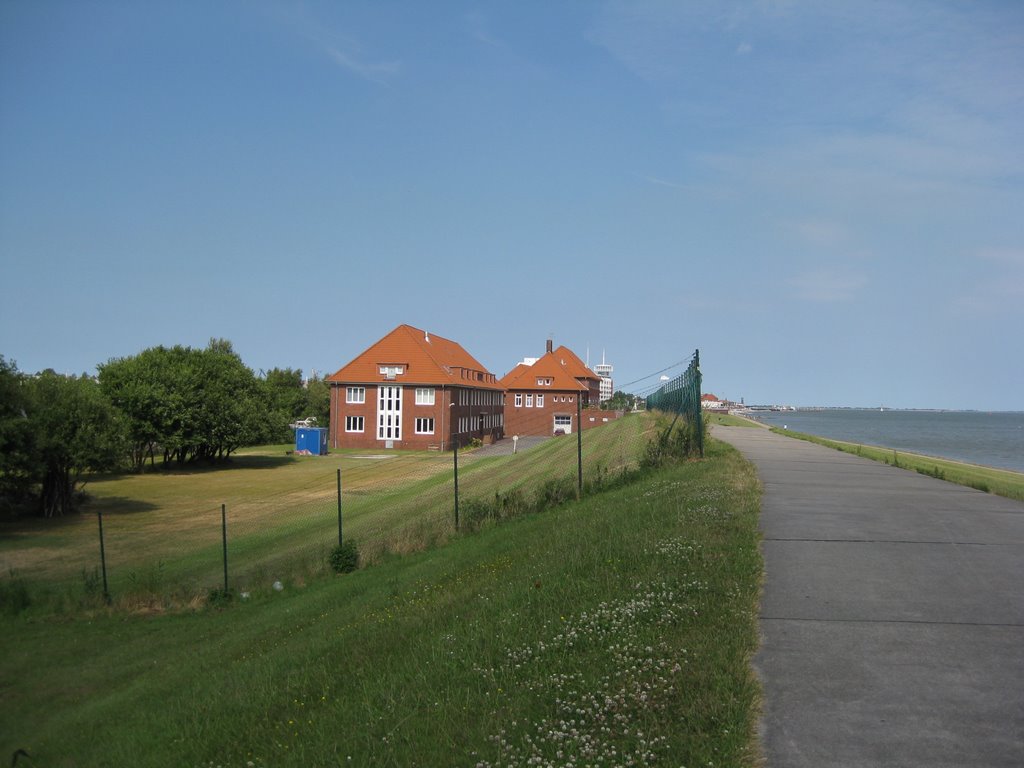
{"left": 553, "top": 345, "right": 601, "bottom": 382}
{"left": 327, "top": 324, "right": 502, "bottom": 389}
{"left": 499, "top": 353, "right": 586, "bottom": 392}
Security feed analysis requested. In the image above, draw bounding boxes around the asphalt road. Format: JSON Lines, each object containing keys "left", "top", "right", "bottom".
{"left": 714, "top": 425, "right": 1024, "bottom": 768}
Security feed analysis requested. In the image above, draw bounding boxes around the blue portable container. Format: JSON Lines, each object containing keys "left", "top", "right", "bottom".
{"left": 295, "top": 427, "right": 328, "bottom": 455}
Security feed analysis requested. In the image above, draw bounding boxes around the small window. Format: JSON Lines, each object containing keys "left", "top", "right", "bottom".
{"left": 415, "top": 417, "right": 435, "bottom": 434}
{"left": 345, "top": 415, "right": 364, "bottom": 432}
{"left": 537, "top": 394, "right": 544, "bottom": 408}
{"left": 515, "top": 393, "right": 523, "bottom": 407}
{"left": 346, "top": 387, "right": 365, "bottom": 404}
{"left": 526, "top": 394, "right": 534, "bottom": 407}
{"left": 415, "top": 388, "right": 435, "bottom": 406}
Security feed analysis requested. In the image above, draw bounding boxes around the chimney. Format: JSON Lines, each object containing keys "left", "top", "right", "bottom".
{"left": 546, "top": 338, "right": 553, "bottom": 354}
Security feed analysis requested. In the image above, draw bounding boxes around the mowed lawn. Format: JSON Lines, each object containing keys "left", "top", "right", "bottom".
{"left": 0, "top": 414, "right": 656, "bottom": 606}
{"left": 0, "top": 435, "right": 763, "bottom": 767}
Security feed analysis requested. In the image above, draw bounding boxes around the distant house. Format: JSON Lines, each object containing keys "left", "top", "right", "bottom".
{"left": 500, "top": 340, "right": 618, "bottom": 437}
{"left": 701, "top": 393, "right": 728, "bottom": 411}
{"left": 327, "top": 324, "right": 504, "bottom": 450}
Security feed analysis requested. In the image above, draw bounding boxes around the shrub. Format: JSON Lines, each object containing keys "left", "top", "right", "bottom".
{"left": 534, "top": 477, "right": 577, "bottom": 510}
{"left": 0, "top": 570, "right": 31, "bottom": 616}
{"left": 206, "top": 587, "right": 234, "bottom": 607}
{"left": 330, "top": 540, "right": 360, "bottom": 574}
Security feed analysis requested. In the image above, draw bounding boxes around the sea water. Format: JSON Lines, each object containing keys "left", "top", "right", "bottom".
{"left": 748, "top": 409, "right": 1024, "bottom": 473}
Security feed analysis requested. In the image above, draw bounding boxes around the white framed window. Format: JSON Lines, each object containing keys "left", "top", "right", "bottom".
{"left": 346, "top": 387, "right": 365, "bottom": 404}
{"left": 537, "top": 394, "right": 544, "bottom": 408}
{"left": 515, "top": 393, "right": 523, "bottom": 407}
{"left": 536, "top": 377, "right": 552, "bottom": 386}
{"left": 377, "top": 385, "right": 402, "bottom": 440}
{"left": 415, "top": 417, "right": 435, "bottom": 434}
{"left": 526, "top": 394, "right": 534, "bottom": 407}
{"left": 415, "top": 388, "right": 435, "bottom": 406}
{"left": 345, "top": 415, "right": 364, "bottom": 432}
{"left": 379, "top": 365, "right": 404, "bottom": 379}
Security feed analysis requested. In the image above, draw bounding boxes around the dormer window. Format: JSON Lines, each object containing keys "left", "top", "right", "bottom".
{"left": 536, "top": 377, "right": 553, "bottom": 386}
{"left": 379, "top": 365, "right": 404, "bottom": 380}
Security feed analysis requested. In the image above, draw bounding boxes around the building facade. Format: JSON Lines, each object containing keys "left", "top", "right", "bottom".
{"left": 500, "top": 340, "right": 616, "bottom": 437}
{"left": 327, "top": 324, "right": 504, "bottom": 451}
{"left": 593, "top": 352, "right": 614, "bottom": 403}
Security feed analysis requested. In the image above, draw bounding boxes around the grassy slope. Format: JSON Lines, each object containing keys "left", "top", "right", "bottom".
{"left": 0, "top": 416, "right": 657, "bottom": 605}
{"left": 704, "top": 412, "right": 762, "bottom": 428}
{"left": 772, "top": 427, "right": 1024, "bottom": 502}
{"left": 0, "top": 438, "right": 762, "bottom": 768}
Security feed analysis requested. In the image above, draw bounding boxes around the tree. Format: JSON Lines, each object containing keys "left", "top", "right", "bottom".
{"left": 303, "top": 373, "right": 331, "bottom": 429}
{"left": 28, "top": 372, "right": 126, "bottom": 517}
{"left": 603, "top": 390, "right": 640, "bottom": 412}
{"left": 0, "top": 356, "right": 35, "bottom": 514}
{"left": 261, "top": 367, "right": 306, "bottom": 442}
{"left": 191, "top": 339, "right": 268, "bottom": 460}
{"left": 100, "top": 340, "right": 272, "bottom": 467}
{"left": 264, "top": 367, "right": 306, "bottom": 418}
{"left": 99, "top": 347, "right": 179, "bottom": 471}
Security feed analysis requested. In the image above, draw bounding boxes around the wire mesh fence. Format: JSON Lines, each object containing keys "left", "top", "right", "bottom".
{"left": 644, "top": 349, "right": 704, "bottom": 458}
{"left": 2, "top": 357, "right": 702, "bottom": 611}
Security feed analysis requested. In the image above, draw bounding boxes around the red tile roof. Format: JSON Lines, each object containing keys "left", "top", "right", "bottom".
{"left": 327, "top": 324, "right": 502, "bottom": 389}
{"left": 552, "top": 345, "right": 601, "bottom": 382}
{"left": 499, "top": 352, "right": 587, "bottom": 392}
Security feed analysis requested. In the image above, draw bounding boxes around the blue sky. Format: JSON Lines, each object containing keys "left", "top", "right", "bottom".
{"left": 2, "top": 1, "right": 1022, "bottom": 410}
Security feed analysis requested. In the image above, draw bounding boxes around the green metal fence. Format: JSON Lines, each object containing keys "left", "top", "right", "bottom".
{"left": 644, "top": 349, "right": 704, "bottom": 457}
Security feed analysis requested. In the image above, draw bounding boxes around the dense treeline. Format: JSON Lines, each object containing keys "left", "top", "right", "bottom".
{"left": 0, "top": 340, "right": 330, "bottom": 518}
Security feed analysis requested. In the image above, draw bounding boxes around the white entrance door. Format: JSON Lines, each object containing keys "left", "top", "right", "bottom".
{"left": 554, "top": 414, "right": 572, "bottom": 435}
{"left": 377, "top": 386, "right": 402, "bottom": 441}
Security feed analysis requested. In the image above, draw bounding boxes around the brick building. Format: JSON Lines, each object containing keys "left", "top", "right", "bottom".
{"left": 327, "top": 324, "right": 504, "bottom": 451}
{"left": 500, "top": 340, "right": 613, "bottom": 437}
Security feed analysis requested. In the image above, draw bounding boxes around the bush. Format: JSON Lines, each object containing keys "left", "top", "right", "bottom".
{"left": 642, "top": 413, "right": 706, "bottom": 469}
{"left": 461, "top": 489, "right": 531, "bottom": 531}
{"left": 534, "top": 477, "right": 577, "bottom": 510}
{"left": 206, "top": 587, "right": 234, "bottom": 607}
{"left": 0, "top": 570, "right": 31, "bottom": 616}
{"left": 330, "top": 540, "right": 360, "bottom": 574}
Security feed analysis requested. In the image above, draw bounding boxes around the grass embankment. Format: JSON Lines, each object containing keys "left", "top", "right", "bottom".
{"left": 704, "top": 412, "right": 762, "bottom": 428}
{"left": 771, "top": 428, "right": 1024, "bottom": 502}
{"left": 0, "top": 438, "right": 763, "bottom": 767}
{"left": 0, "top": 416, "right": 655, "bottom": 609}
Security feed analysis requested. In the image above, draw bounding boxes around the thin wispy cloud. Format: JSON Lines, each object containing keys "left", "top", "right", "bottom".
{"left": 955, "top": 248, "right": 1024, "bottom": 314}
{"left": 791, "top": 219, "right": 849, "bottom": 247}
{"left": 466, "top": 10, "right": 505, "bottom": 48}
{"left": 788, "top": 268, "right": 867, "bottom": 303}
{"left": 322, "top": 44, "right": 401, "bottom": 83}
{"left": 274, "top": 5, "right": 401, "bottom": 85}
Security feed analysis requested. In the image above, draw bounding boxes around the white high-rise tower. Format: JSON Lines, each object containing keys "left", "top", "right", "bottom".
{"left": 594, "top": 351, "right": 613, "bottom": 403}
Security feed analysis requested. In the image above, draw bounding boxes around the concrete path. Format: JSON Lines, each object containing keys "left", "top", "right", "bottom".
{"left": 714, "top": 426, "right": 1024, "bottom": 767}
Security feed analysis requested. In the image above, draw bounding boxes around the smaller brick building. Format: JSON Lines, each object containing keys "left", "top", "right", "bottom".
{"left": 500, "top": 340, "right": 615, "bottom": 437}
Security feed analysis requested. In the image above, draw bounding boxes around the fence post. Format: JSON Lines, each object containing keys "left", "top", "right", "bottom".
{"left": 453, "top": 435, "right": 460, "bottom": 530}
{"left": 97, "top": 509, "right": 110, "bottom": 604}
{"left": 221, "top": 503, "right": 228, "bottom": 593}
{"left": 576, "top": 396, "right": 583, "bottom": 498}
{"left": 342, "top": 466, "right": 350, "bottom": 548}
